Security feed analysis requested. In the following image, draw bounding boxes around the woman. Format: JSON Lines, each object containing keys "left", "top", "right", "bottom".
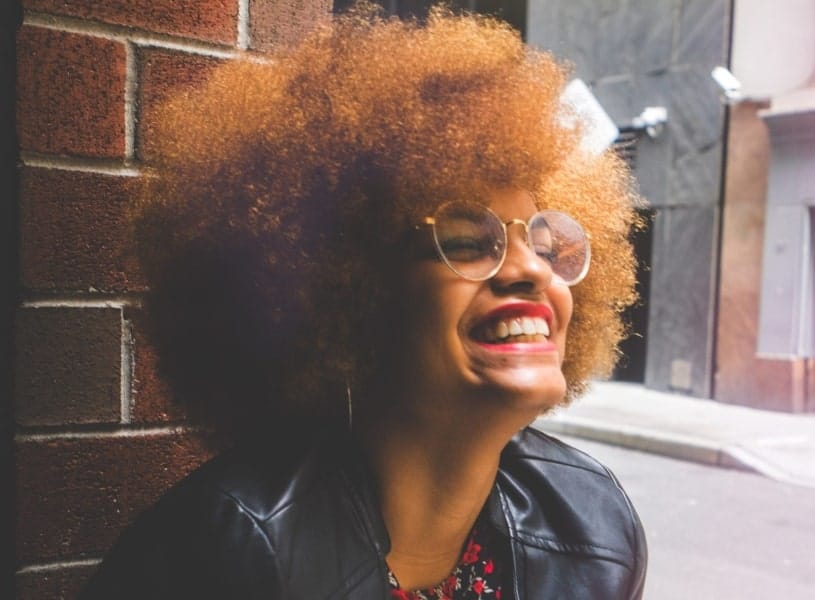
{"left": 82, "top": 6, "right": 646, "bottom": 599}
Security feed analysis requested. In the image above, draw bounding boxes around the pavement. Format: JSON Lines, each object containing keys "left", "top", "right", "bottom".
{"left": 533, "top": 381, "right": 815, "bottom": 489}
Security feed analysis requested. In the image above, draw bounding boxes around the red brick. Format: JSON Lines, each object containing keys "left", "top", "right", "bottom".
{"left": 16, "top": 564, "right": 96, "bottom": 600}
{"left": 15, "top": 433, "right": 213, "bottom": 564}
{"left": 24, "top": 0, "right": 239, "bottom": 45}
{"left": 17, "top": 26, "right": 126, "bottom": 158}
{"left": 15, "top": 307, "right": 122, "bottom": 427}
{"left": 249, "top": 0, "right": 332, "bottom": 51}
{"left": 20, "top": 167, "right": 145, "bottom": 293}
{"left": 136, "top": 48, "right": 225, "bottom": 162}
{"left": 125, "top": 308, "right": 188, "bottom": 424}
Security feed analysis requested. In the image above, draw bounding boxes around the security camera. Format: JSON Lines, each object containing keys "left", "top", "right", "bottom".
{"left": 632, "top": 106, "right": 668, "bottom": 138}
{"left": 711, "top": 66, "right": 743, "bottom": 103}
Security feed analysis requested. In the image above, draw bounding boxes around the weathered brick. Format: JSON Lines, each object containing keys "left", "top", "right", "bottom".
{"left": 249, "top": 0, "right": 332, "bottom": 51}
{"left": 15, "top": 433, "right": 213, "bottom": 564}
{"left": 16, "top": 564, "right": 96, "bottom": 600}
{"left": 17, "top": 26, "right": 126, "bottom": 158}
{"left": 24, "top": 0, "right": 239, "bottom": 45}
{"left": 20, "top": 168, "right": 145, "bottom": 293}
{"left": 125, "top": 308, "right": 187, "bottom": 424}
{"left": 136, "top": 48, "right": 225, "bottom": 162}
{"left": 15, "top": 307, "right": 122, "bottom": 427}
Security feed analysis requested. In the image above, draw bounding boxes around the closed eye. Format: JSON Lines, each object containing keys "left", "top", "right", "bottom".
{"left": 440, "top": 236, "right": 494, "bottom": 261}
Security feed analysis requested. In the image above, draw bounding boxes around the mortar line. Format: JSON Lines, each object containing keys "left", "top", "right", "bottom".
{"left": 17, "top": 558, "right": 101, "bottom": 574}
{"left": 124, "top": 41, "right": 138, "bottom": 161}
{"left": 15, "top": 425, "right": 203, "bottom": 443}
{"left": 120, "top": 315, "right": 134, "bottom": 424}
{"left": 21, "top": 152, "right": 140, "bottom": 177}
{"left": 21, "top": 297, "right": 142, "bottom": 309}
{"left": 24, "top": 11, "right": 239, "bottom": 59}
{"left": 238, "top": 0, "right": 250, "bottom": 50}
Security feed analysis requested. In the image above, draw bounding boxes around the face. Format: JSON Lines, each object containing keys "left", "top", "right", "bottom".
{"left": 394, "top": 188, "right": 574, "bottom": 420}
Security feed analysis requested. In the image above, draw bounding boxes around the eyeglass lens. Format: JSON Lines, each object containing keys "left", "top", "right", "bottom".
{"left": 431, "top": 202, "right": 590, "bottom": 285}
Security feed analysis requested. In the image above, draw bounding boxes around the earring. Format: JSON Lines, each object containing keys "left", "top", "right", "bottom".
{"left": 346, "top": 381, "right": 353, "bottom": 431}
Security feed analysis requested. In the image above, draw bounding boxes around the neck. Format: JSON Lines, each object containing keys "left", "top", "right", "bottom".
{"left": 359, "top": 391, "right": 534, "bottom": 590}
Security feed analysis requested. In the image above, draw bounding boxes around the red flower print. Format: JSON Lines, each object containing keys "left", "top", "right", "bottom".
{"left": 461, "top": 537, "right": 482, "bottom": 565}
{"left": 441, "top": 574, "right": 458, "bottom": 596}
{"left": 387, "top": 524, "right": 501, "bottom": 599}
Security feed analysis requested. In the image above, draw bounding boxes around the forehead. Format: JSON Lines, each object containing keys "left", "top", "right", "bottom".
{"left": 483, "top": 189, "right": 538, "bottom": 221}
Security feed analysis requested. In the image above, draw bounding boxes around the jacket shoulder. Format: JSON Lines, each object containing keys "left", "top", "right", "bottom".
{"left": 80, "top": 459, "right": 283, "bottom": 599}
{"left": 504, "top": 426, "right": 613, "bottom": 473}
{"left": 501, "top": 426, "right": 645, "bottom": 535}
{"left": 498, "top": 427, "right": 648, "bottom": 597}
{"left": 79, "top": 446, "right": 325, "bottom": 600}
{"left": 176, "top": 444, "right": 328, "bottom": 520}
{"left": 82, "top": 439, "right": 387, "bottom": 600}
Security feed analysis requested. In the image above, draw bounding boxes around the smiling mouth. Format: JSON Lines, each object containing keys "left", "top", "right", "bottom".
{"left": 474, "top": 316, "right": 551, "bottom": 344}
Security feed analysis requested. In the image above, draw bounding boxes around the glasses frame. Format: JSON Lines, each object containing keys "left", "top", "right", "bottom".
{"left": 421, "top": 201, "right": 591, "bottom": 286}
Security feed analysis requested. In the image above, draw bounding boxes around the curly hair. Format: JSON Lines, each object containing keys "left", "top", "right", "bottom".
{"left": 134, "top": 5, "right": 639, "bottom": 442}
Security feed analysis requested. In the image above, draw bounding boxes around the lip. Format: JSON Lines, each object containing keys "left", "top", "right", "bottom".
{"left": 469, "top": 302, "right": 557, "bottom": 353}
{"left": 479, "top": 302, "right": 553, "bottom": 326}
{"left": 474, "top": 340, "right": 557, "bottom": 353}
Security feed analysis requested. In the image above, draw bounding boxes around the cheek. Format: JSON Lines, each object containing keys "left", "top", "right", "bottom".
{"left": 397, "top": 269, "right": 447, "bottom": 354}
{"left": 401, "top": 267, "right": 477, "bottom": 352}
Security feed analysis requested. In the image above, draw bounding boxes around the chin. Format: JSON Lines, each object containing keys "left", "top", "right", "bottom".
{"left": 470, "top": 365, "right": 568, "bottom": 413}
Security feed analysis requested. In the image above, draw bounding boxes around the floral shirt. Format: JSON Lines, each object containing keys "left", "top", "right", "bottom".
{"left": 387, "top": 525, "right": 506, "bottom": 600}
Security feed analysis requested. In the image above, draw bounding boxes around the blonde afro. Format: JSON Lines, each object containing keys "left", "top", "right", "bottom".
{"left": 134, "top": 5, "right": 639, "bottom": 439}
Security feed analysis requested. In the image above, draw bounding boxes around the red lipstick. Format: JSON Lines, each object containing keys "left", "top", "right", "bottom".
{"left": 481, "top": 302, "right": 553, "bottom": 325}
{"left": 471, "top": 302, "right": 557, "bottom": 353}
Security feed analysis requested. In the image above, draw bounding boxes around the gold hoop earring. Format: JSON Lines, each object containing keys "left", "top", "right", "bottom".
{"left": 346, "top": 381, "right": 353, "bottom": 431}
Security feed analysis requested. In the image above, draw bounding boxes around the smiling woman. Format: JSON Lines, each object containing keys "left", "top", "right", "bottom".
{"left": 80, "top": 4, "right": 646, "bottom": 599}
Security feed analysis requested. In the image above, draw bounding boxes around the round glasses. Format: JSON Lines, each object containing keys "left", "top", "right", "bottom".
{"left": 422, "top": 201, "right": 591, "bottom": 285}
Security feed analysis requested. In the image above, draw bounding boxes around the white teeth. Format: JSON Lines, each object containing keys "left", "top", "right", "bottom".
{"left": 509, "top": 320, "right": 523, "bottom": 336}
{"left": 534, "top": 317, "right": 550, "bottom": 337}
{"left": 487, "top": 316, "right": 551, "bottom": 342}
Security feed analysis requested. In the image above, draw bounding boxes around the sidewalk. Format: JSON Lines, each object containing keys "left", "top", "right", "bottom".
{"left": 533, "top": 381, "right": 815, "bottom": 488}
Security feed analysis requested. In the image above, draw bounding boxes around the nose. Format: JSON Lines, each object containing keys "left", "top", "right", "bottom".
{"left": 490, "top": 223, "right": 553, "bottom": 292}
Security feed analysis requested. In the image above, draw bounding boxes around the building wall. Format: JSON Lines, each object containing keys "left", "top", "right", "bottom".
{"left": 527, "top": 0, "right": 731, "bottom": 398}
{"left": 716, "top": 0, "right": 815, "bottom": 412}
{"left": 13, "top": 1, "right": 331, "bottom": 597}
{"left": 714, "top": 101, "right": 811, "bottom": 411}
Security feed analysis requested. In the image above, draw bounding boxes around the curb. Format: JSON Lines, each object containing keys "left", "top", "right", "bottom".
{"left": 533, "top": 416, "right": 815, "bottom": 489}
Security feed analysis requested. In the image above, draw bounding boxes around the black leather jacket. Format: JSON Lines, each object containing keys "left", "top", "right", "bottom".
{"left": 81, "top": 427, "right": 647, "bottom": 599}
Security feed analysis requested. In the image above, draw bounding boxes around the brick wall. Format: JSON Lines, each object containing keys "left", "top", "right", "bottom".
{"left": 13, "top": 1, "right": 331, "bottom": 597}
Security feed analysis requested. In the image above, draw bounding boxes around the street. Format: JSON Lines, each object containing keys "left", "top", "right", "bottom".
{"left": 557, "top": 435, "right": 815, "bottom": 600}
